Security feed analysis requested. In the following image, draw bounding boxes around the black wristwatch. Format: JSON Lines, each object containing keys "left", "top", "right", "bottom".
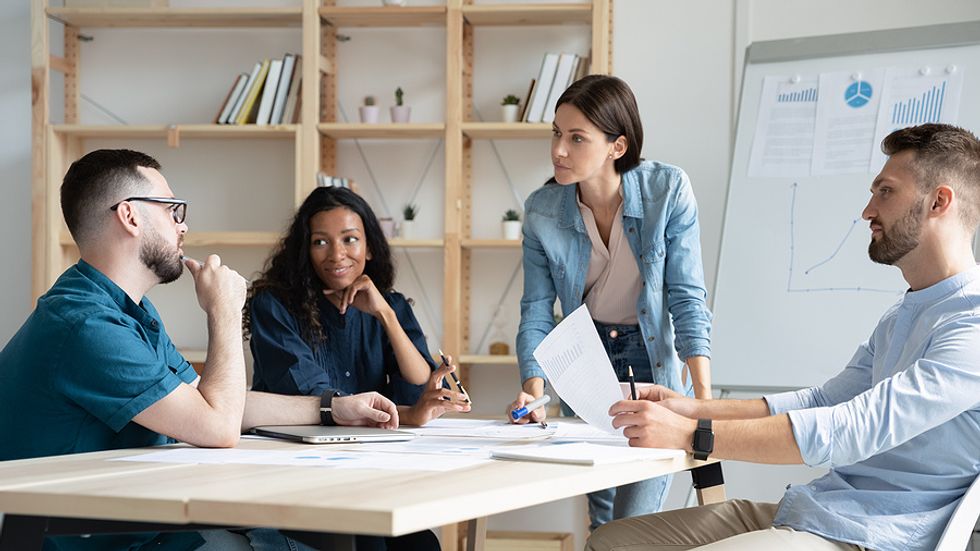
{"left": 692, "top": 418, "right": 714, "bottom": 460}
{"left": 319, "top": 389, "right": 347, "bottom": 426}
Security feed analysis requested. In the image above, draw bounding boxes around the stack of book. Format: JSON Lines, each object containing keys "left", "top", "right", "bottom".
{"left": 521, "top": 52, "right": 589, "bottom": 123}
{"left": 214, "top": 53, "right": 302, "bottom": 125}
{"left": 316, "top": 172, "right": 353, "bottom": 189}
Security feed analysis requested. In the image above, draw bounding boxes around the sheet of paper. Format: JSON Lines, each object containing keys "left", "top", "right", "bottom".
{"left": 350, "top": 437, "right": 503, "bottom": 458}
{"left": 113, "top": 447, "right": 491, "bottom": 471}
{"left": 532, "top": 304, "right": 622, "bottom": 434}
{"left": 551, "top": 422, "right": 627, "bottom": 444}
{"left": 811, "top": 69, "right": 885, "bottom": 175}
{"left": 403, "top": 418, "right": 555, "bottom": 440}
{"left": 870, "top": 65, "right": 964, "bottom": 172}
{"left": 490, "top": 442, "right": 685, "bottom": 466}
{"left": 748, "top": 74, "right": 819, "bottom": 177}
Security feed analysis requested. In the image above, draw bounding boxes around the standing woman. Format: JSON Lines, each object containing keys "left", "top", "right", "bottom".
{"left": 509, "top": 75, "right": 713, "bottom": 529}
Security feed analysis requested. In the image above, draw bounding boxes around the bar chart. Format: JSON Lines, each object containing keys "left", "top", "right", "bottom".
{"left": 889, "top": 80, "right": 947, "bottom": 125}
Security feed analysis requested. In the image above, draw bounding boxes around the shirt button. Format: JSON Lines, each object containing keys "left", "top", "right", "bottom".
{"left": 151, "top": 320, "right": 158, "bottom": 328}
{"left": 628, "top": 227, "right": 635, "bottom": 233}
{"left": 609, "top": 330, "right": 618, "bottom": 339}
{"left": 345, "top": 371, "right": 351, "bottom": 377}
{"left": 656, "top": 362, "right": 662, "bottom": 368}
{"left": 647, "top": 336, "right": 654, "bottom": 342}
{"left": 640, "top": 309, "right": 647, "bottom": 315}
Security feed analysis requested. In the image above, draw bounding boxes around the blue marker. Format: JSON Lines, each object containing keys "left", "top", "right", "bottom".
{"left": 511, "top": 395, "right": 552, "bottom": 421}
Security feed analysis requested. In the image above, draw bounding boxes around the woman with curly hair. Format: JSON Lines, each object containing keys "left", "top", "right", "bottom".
{"left": 246, "top": 186, "right": 468, "bottom": 428}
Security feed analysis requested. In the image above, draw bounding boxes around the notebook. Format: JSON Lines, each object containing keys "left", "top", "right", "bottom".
{"left": 251, "top": 425, "right": 416, "bottom": 444}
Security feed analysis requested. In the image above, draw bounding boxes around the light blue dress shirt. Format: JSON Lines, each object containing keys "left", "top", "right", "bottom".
{"left": 765, "top": 265, "right": 980, "bottom": 551}
{"left": 517, "top": 160, "right": 712, "bottom": 392}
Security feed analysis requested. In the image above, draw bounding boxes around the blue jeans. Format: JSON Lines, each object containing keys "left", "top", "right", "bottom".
{"left": 242, "top": 528, "right": 441, "bottom": 551}
{"left": 563, "top": 321, "right": 674, "bottom": 531}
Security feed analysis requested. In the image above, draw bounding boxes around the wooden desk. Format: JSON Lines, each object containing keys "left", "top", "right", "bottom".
{"left": 0, "top": 437, "right": 724, "bottom": 551}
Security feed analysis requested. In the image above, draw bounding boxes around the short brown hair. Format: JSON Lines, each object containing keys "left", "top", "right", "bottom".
{"left": 882, "top": 123, "right": 980, "bottom": 228}
{"left": 61, "top": 149, "right": 160, "bottom": 246}
{"left": 556, "top": 74, "right": 643, "bottom": 174}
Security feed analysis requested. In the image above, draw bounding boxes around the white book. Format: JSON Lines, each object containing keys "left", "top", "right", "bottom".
{"left": 490, "top": 442, "right": 685, "bottom": 466}
{"left": 255, "top": 58, "right": 284, "bottom": 125}
{"left": 227, "top": 61, "right": 262, "bottom": 125}
{"left": 525, "top": 52, "right": 560, "bottom": 123}
{"left": 542, "top": 53, "right": 578, "bottom": 124}
{"left": 217, "top": 73, "right": 249, "bottom": 125}
{"left": 270, "top": 53, "right": 296, "bottom": 125}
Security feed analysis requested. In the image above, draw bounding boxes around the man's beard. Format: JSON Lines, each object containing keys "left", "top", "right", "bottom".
{"left": 140, "top": 226, "right": 183, "bottom": 284}
{"left": 868, "top": 202, "right": 923, "bottom": 265}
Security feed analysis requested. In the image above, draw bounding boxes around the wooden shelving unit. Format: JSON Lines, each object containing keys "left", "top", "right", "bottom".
{"left": 32, "top": 0, "right": 612, "bottom": 394}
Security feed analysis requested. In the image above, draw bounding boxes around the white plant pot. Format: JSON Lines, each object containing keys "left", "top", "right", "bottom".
{"left": 359, "top": 105, "right": 380, "bottom": 124}
{"left": 502, "top": 220, "right": 522, "bottom": 240}
{"left": 501, "top": 104, "right": 519, "bottom": 123}
{"left": 390, "top": 105, "right": 412, "bottom": 123}
{"left": 382, "top": 0, "right": 405, "bottom": 5}
{"left": 400, "top": 220, "right": 415, "bottom": 239}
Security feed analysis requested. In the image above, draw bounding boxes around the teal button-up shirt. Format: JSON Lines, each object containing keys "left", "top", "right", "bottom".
{"left": 766, "top": 265, "right": 980, "bottom": 551}
{"left": 0, "top": 260, "right": 201, "bottom": 550}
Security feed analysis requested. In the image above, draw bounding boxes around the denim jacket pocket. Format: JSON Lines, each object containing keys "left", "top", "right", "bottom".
{"left": 640, "top": 240, "right": 667, "bottom": 289}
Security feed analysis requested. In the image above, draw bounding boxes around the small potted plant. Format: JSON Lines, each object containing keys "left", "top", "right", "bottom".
{"left": 501, "top": 94, "right": 520, "bottom": 123}
{"left": 502, "top": 209, "right": 521, "bottom": 240}
{"left": 400, "top": 203, "right": 419, "bottom": 239}
{"left": 390, "top": 87, "right": 411, "bottom": 123}
{"left": 382, "top": 0, "right": 406, "bottom": 5}
{"left": 359, "top": 95, "right": 380, "bottom": 124}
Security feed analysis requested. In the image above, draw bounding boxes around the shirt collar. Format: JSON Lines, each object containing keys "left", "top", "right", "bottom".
{"left": 76, "top": 259, "right": 146, "bottom": 315}
{"left": 903, "top": 264, "right": 980, "bottom": 305}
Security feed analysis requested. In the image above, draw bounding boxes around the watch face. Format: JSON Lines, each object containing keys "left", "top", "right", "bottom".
{"left": 694, "top": 431, "right": 713, "bottom": 452}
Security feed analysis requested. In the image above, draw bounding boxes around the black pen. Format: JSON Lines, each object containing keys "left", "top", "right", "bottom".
{"left": 627, "top": 365, "right": 637, "bottom": 400}
{"left": 438, "top": 349, "right": 471, "bottom": 404}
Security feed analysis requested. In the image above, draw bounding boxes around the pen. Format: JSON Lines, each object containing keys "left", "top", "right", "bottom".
{"left": 438, "top": 349, "right": 471, "bottom": 404}
{"left": 510, "top": 394, "right": 551, "bottom": 422}
{"left": 627, "top": 365, "right": 637, "bottom": 400}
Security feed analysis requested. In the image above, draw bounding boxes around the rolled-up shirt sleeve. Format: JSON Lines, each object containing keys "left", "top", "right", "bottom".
{"left": 765, "top": 338, "right": 876, "bottom": 415}
{"left": 783, "top": 318, "right": 980, "bottom": 468}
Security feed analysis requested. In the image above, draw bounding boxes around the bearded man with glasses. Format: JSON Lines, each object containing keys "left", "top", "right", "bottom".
{"left": 0, "top": 149, "right": 402, "bottom": 551}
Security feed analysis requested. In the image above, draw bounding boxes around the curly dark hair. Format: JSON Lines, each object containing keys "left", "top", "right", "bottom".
{"left": 244, "top": 186, "right": 395, "bottom": 343}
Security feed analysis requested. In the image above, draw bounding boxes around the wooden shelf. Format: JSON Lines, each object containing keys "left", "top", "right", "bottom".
{"left": 319, "top": 6, "right": 446, "bottom": 27}
{"left": 462, "top": 122, "right": 552, "bottom": 139}
{"left": 61, "top": 231, "right": 280, "bottom": 248}
{"left": 46, "top": 7, "right": 301, "bottom": 28}
{"left": 52, "top": 124, "right": 298, "bottom": 140}
{"left": 389, "top": 239, "right": 444, "bottom": 248}
{"left": 462, "top": 239, "right": 522, "bottom": 249}
{"left": 318, "top": 123, "right": 445, "bottom": 139}
{"left": 459, "top": 355, "right": 518, "bottom": 366}
{"left": 462, "top": 4, "right": 592, "bottom": 26}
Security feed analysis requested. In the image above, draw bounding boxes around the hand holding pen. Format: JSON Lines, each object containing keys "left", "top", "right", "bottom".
{"left": 438, "top": 349, "right": 471, "bottom": 404}
{"left": 507, "top": 391, "right": 549, "bottom": 428}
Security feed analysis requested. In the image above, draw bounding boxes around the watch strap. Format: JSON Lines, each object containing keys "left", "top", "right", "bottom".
{"left": 319, "top": 389, "right": 346, "bottom": 426}
{"left": 692, "top": 418, "right": 714, "bottom": 461}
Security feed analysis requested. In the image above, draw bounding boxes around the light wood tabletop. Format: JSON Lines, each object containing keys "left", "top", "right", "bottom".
{"left": 0, "top": 432, "right": 724, "bottom": 551}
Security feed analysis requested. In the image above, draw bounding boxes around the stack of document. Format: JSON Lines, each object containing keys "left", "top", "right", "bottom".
{"left": 491, "top": 442, "right": 685, "bottom": 466}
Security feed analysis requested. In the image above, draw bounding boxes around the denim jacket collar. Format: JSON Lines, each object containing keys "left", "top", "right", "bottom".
{"left": 557, "top": 172, "right": 644, "bottom": 232}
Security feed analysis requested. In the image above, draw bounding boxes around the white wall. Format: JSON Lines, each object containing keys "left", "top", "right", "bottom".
{"left": 3, "top": 1, "right": 980, "bottom": 549}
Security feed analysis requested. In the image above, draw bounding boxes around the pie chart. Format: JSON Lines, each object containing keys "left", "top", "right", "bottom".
{"left": 844, "top": 80, "right": 872, "bottom": 108}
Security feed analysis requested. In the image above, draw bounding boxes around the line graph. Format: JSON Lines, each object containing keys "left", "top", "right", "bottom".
{"left": 787, "top": 182, "right": 900, "bottom": 294}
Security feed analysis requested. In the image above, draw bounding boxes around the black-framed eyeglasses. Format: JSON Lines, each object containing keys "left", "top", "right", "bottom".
{"left": 110, "top": 196, "right": 188, "bottom": 224}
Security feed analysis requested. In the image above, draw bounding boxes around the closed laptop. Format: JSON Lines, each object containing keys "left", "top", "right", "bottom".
{"left": 251, "top": 425, "right": 416, "bottom": 444}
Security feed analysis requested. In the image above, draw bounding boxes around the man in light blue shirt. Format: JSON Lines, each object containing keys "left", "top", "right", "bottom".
{"left": 587, "top": 124, "right": 980, "bottom": 551}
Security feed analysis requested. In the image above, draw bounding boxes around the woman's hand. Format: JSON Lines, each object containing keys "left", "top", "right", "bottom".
{"left": 402, "top": 362, "right": 471, "bottom": 426}
{"left": 323, "top": 274, "right": 391, "bottom": 318}
{"left": 507, "top": 390, "right": 547, "bottom": 425}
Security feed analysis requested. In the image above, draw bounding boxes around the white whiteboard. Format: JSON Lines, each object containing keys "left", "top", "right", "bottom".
{"left": 712, "top": 22, "right": 980, "bottom": 390}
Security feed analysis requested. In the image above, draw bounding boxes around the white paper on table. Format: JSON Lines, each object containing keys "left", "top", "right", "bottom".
{"left": 748, "top": 74, "right": 819, "bottom": 178}
{"left": 551, "top": 422, "right": 627, "bottom": 443}
{"left": 490, "top": 442, "right": 685, "bottom": 466}
{"left": 402, "top": 418, "right": 555, "bottom": 440}
{"left": 870, "top": 65, "right": 964, "bottom": 172}
{"left": 532, "top": 304, "right": 622, "bottom": 434}
{"left": 811, "top": 69, "right": 885, "bottom": 175}
{"left": 350, "top": 437, "right": 505, "bottom": 458}
{"left": 113, "top": 447, "right": 491, "bottom": 471}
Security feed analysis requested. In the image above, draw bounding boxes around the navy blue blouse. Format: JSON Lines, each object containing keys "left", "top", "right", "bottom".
{"left": 249, "top": 290, "right": 433, "bottom": 405}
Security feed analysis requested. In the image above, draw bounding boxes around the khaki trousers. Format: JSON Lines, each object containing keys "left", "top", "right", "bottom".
{"left": 586, "top": 500, "right": 866, "bottom": 551}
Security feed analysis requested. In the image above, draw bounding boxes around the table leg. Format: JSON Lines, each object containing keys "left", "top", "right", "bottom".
{"left": 0, "top": 515, "right": 46, "bottom": 550}
{"left": 691, "top": 462, "right": 726, "bottom": 505}
{"left": 465, "top": 517, "right": 487, "bottom": 551}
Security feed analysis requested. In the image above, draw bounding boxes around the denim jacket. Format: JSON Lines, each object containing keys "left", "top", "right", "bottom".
{"left": 517, "top": 160, "right": 712, "bottom": 392}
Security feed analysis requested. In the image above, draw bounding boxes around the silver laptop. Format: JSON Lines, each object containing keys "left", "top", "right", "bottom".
{"left": 251, "top": 425, "right": 417, "bottom": 444}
